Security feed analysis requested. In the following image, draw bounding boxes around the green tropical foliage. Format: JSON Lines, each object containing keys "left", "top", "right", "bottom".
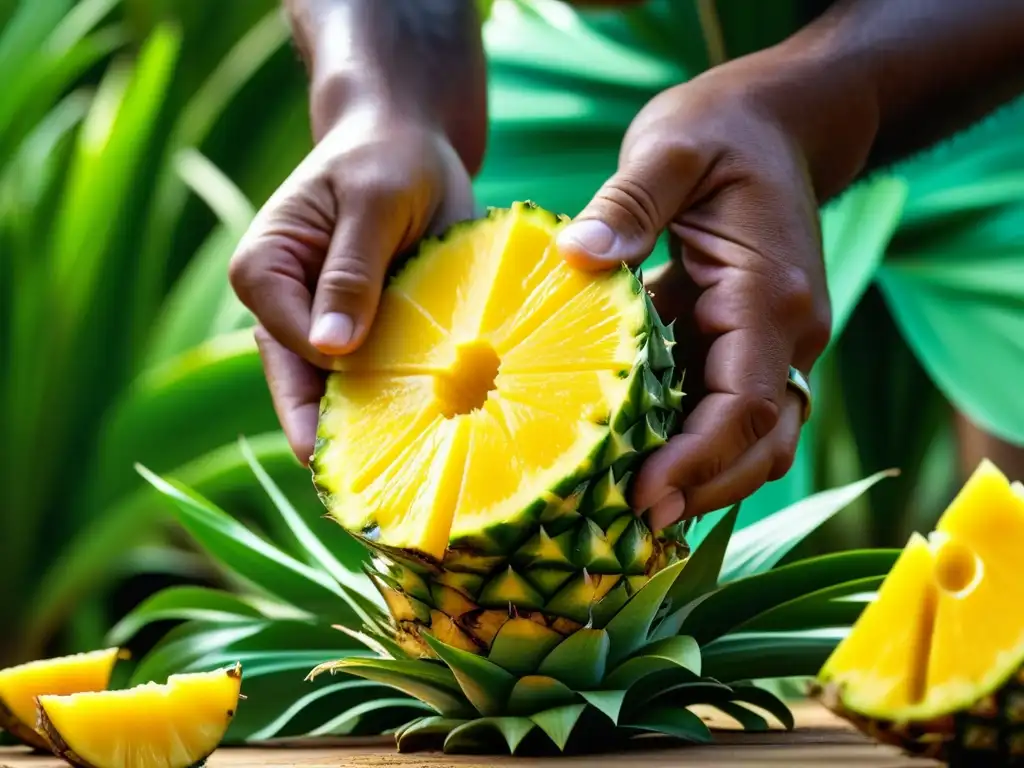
{"left": 113, "top": 436, "right": 899, "bottom": 749}
{"left": 0, "top": 0, "right": 314, "bottom": 665}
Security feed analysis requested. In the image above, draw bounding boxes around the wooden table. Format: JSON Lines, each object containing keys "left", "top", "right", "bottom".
{"left": 0, "top": 703, "right": 940, "bottom": 767}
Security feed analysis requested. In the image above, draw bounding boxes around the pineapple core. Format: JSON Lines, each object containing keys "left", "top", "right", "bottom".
{"left": 434, "top": 341, "right": 501, "bottom": 418}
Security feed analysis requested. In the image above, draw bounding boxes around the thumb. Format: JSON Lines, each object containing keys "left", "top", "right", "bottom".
{"left": 556, "top": 141, "right": 699, "bottom": 271}
{"left": 308, "top": 200, "right": 403, "bottom": 356}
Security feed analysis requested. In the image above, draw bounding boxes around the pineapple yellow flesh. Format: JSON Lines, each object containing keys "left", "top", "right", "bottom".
{"left": 314, "top": 203, "right": 650, "bottom": 560}
{"left": 37, "top": 665, "right": 242, "bottom": 768}
{"left": 0, "top": 647, "right": 122, "bottom": 750}
{"left": 818, "top": 459, "right": 1024, "bottom": 724}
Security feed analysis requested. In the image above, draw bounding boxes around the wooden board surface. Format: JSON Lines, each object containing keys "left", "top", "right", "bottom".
{"left": 0, "top": 702, "right": 938, "bottom": 767}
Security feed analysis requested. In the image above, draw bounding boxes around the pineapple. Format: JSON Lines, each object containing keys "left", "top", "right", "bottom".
{"left": 126, "top": 436, "right": 899, "bottom": 753}
{"left": 36, "top": 664, "right": 243, "bottom": 768}
{"left": 814, "top": 459, "right": 1024, "bottom": 766}
{"left": 311, "top": 201, "right": 689, "bottom": 658}
{"left": 0, "top": 647, "right": 124, "bottom": 751}
{"left": 304, "top": 202, "right": 902, "bottom": 753}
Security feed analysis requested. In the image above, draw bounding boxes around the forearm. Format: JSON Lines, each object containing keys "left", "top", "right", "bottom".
{"left": 738, "top": 0, "right": 1024, "bottom": 200}
{"left": 284, "top": 0, "right": 488, "bottom": 174}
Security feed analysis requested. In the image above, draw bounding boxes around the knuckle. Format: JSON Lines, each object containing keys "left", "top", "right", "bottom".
{"left": 227, "top": 244, "right": 265, "bottom": 300}
{"left": 773, "top": 265, "right": 816, "bottom": 319}
{"left": 736, "top": 394, "right": 780, "bottom": 445}
{"left": 596, "top": 174, "right": 661, "bottom": 237}
{"left": 317, "top": 261, "right": 377, "bottom": 299}
{"left": 805, "top": 304, "right": 833, "bottom": 357}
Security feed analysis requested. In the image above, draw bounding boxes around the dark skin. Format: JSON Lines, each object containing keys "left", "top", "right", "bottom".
{"left": 229, "top": 0, "right": 1024, "bottom": 530}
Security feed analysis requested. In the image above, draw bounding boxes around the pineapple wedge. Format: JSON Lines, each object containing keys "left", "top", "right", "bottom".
{"left": 815, "top": 459, "right": 1024, "bottom": 765}
{"left": 0, "top": 647, "right": 123, "bottom": 751}
{"left": 36, "top": 664, "right": 243, "bottom": 768}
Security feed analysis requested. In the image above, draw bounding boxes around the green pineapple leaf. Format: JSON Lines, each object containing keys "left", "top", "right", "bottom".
{"left": 507, "top": 676, "right": 576, "bottom": 715}
{"left": 422, "top": 632, "right": 517, "bottom": 717}
{"left": 712, "top": 701, "right": 770, "bottom": 732}
{"left": 647, "top": 680, "right": 734, "bottom": 709}
{"left": 487, "top": 618, "right": 563, "bottom": 676}
{"left": 665, "top": 504, "right": 739, "bottom": 609}
{"left": 603, "top": 639, "right": 701, "bottom": 691}
{"left": 328, "top": 658, "right": 475, "bottom": 719}
{"left": 737, "top": 576, "right": 881, "bottom": 633}
{"left": 579, "top": 690, "right": 627, "bottom": 724}
{"left": 106, "top": 586, "right": 264, "bottom": 646}
{"left": 701, "top": 630, "right": 846, "bottom": 682}
{"left": 631, "top": 635, "right": 702, "bottom": 674}
{"left": 604, "top": 559, "right": 686, "bottom": 665}
{"left": 720, "top": 469, "right": 899, "bottom": 582}
{"left": 444, "top": 717, "right": 536, "bottom": 755}
{"left": 245, "top": 679, "right": 393, "bottom": 741}
{"left": 622, "top": 705, "right": 712, "bottom": 743}
{"left": 530, "top": 703, "right": 587, "bottom": 751}
{"left": 306, "top": 697, "right": 432, "bottom": 738}
{"left": 237, "top": 436, "right": 382, "bottom": 625}
{"left": 398, "top": 717, "right": 468, "bottom": 752}
{"left": 621, "top": 666, "right": 702, "bottom": 715}
{"left": 682, "top": 549, "right": 898, "bottom": 644}
{"left": 536, "top": 628, "right": 609, "bottom": 690}
{"left": 136, "top": 464, "right": 353, "bottom": 617}
{"left": 727, "top": 683, "right": 796, "bottom": 730}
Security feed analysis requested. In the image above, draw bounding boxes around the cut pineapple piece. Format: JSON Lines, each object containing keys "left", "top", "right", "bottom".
{"left": 815, "top": 459, "right": 1024, "bottom": 763}
{"left": 36, "top": 664, "right": 243, "bottom": 768}
{"left": 0, "top": 647, "right": 123, "bottom": 751}
{"left": 312, "top": 202, "right": 687, "bottom": 666}
{"left": 313, "top": 202, "right": 655, "bottom": 561}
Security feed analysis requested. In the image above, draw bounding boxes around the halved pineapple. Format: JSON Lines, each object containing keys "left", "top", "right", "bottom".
{"left": 815, "top": 459, "right": 1024, "bottom": 763}
{"left": 36, "top": 664, "right": 243, "bottom": 768}
{"left": 312, "top": 201, "right": 687, "bottom": 658}
{"left": 0, "top": 647, "right": 123, "bottom": 750}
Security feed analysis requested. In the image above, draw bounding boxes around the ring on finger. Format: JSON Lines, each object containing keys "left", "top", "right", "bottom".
{"left": 786, "top": 366, "right": 813, "bottom": 424}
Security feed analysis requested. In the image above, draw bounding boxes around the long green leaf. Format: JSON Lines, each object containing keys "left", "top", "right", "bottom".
{"left": 701, "top": 630, "right": 847, "bottom": 682}
{"left": 237, "top": 436, "right": 383, "bottom": 622}
{"left": 719, "top": 470, "right": 899, "bottom": 581}
{"left": 681, "top": 550, "right": 898, "bottom": 645}
{"left": 136, "top": 464, "right": 353, "bottom": 619}
{"left": 106, "top": 586, "right": 266, "bottom": 646}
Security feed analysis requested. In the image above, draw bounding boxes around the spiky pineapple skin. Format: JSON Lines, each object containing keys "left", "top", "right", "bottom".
{"left": 311, "top": 204, "right": 690, "bottom": 658}
{"left": 813, "top": 670, "right": 1024, "bottom": 766}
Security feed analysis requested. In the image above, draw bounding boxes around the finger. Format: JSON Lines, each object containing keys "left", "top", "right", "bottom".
{"left": 677, "top": 391, "right": 804, "bottom": 523}
{"left": 254, "top": 325, "right": 325, "bottom": 465}
{"left": 555, "top": 135, "right": 702, "bottom": 270}
{"left": 646, "top": 392, "right": 803, "bottom": 530}
{"left": 309, "top": 197, "right": 406, "bottom": 356}
{"left": 230, "top": 228, "right": 339, "bottom": 372}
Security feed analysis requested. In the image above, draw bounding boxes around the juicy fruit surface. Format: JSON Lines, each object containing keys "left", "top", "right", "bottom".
{"left": 0, "top": 647, "right": 121, "bottom": 749}
{"left": 37, "top": 665, "right": 242, "bottom": 768}
{"left": 314, "top": 202, "right": 647, "bottom": 559}
{"left": 819, "top": 459, "right": 1024, "bottom": 722}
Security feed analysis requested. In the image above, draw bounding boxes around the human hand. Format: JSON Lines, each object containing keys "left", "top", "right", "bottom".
{"left": 229, "top": 113, "right": 477, "bottom": 463}
{"left": 555, "top": 63, "right": 833, "bottom": 530}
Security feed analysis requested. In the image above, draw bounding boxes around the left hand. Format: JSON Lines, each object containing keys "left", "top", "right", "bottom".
{"left": 555, "top": 64, "right": 833, "bottom": 530}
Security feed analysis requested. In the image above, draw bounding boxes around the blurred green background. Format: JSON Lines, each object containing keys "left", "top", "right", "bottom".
{"left": 1, "top": 0, "right": 1022, "bottom": 691}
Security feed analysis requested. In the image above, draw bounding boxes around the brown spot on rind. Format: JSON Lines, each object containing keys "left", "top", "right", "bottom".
{"left": 226, "top": 661, "right": 242, "bottom": 680}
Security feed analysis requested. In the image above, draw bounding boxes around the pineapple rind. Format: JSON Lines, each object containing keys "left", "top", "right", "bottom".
{"left": 34, "top": 664, "right": 242, "bottom": 768}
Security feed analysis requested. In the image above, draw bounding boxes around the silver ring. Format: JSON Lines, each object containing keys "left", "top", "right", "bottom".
{"left": 786, "top": 366, "right": 813, "bottom": 424}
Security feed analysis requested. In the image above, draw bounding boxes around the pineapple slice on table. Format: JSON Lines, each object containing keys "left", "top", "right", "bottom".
{"left": 36, "top": 664, "right": 243, "bottom": 768}
{"left": 815, "top": 459, "right": 1024, "bottom": 766}
{"left": 0, "top": 647, "right": 123, "bottom": 751}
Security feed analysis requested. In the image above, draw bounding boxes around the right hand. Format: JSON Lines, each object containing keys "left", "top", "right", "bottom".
{"left": 229, "top": 112, "right": 477, "bottom": 464}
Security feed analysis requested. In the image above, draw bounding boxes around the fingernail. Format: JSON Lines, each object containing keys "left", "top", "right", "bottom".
{"left": 557, "top": 219, "right": 617, "bottom": 258}
{"left": 648, "top": 490, "right": 686, "bottom": 531}
{"left": 310, "top": 312, "right": 354, "bottom": 353}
